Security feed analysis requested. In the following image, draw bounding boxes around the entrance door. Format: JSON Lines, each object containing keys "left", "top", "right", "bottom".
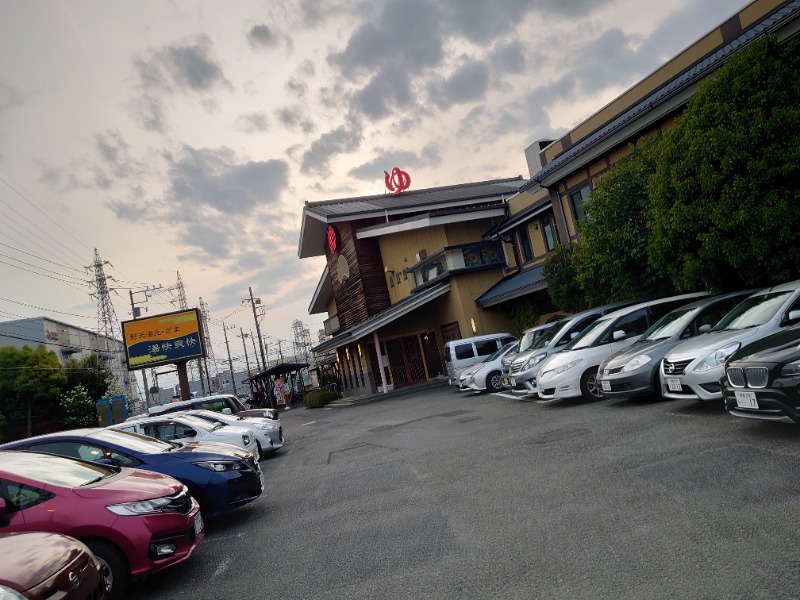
{"left": 384, "top": 335, "right": 429, "bottom": 389}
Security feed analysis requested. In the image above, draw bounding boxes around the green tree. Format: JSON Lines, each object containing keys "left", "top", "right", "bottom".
{"left": 61, "top": 384, "right": 98, "bottom": 429}
{"left": 648, "top": 35, "right": 800, "bottom": 291}
{"left": 543, "top": 242, "right": 591, "bottom": 313}
{"left": 63, "top": 353, "right": 115, "bottom": 402}
{"left": 0, "top": 345, "right": 67, "bottom": 437}
{"left": 578, "top": 135, "right": 675, "bottom": 302}
{"left": 504, "top": 299, "right": 539, "bottom": 334}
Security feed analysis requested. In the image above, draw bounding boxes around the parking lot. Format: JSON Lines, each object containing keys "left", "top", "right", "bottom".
{"left": 129, "top": 383, "right": 800, "bottom": 599}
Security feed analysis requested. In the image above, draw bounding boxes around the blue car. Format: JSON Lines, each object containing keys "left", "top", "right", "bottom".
{"left": 0, "top": 428, "right": 263, "bottom": 520}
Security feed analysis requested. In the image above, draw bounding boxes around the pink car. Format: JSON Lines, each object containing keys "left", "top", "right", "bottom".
{"left": 0, "top": 451, "right": 204, "bottom": 600}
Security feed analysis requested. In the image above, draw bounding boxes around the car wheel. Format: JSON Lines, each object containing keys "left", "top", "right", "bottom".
{"left": 579, "top": 367, "right": 603, "bottom": 401}
{"left": 85, "top": 539, "right": 130, "bottom": 600}
{"left": 486, "top": 370, "right": 504, "bottom": 393}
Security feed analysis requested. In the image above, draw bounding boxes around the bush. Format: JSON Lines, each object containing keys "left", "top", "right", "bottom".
{"left": 304, "top": 390, "right": 338, "bottom": 408}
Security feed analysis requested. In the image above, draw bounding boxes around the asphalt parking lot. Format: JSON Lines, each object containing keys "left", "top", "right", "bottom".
{"left": 129, "top": 383, "right": 800, "bottom": 599}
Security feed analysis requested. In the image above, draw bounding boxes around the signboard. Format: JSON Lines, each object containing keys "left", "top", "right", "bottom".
{"left": 121, "top": 308, "right": 205, "bottom": 371}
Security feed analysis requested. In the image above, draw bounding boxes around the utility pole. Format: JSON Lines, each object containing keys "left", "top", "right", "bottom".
{"left": 199, "top": 298, "right": 216, "bottom": 392}
{"left": 129, "top": 290, "right": 150, "bottom": 408}
{"left": 243, "top": 287, "right": 267, "bottom": 369}
{"left": 239, "top": 328, "right": 252, "bottom": 377}
{"left": 249, "top": 330, "right": 262, "bottom": 372}
{"left": 222, "top": 323, "right": 238, "bottom": 395}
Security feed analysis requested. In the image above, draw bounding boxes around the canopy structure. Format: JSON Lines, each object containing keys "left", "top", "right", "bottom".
{"left": 247, "top": 362, "right": 310, "bottom": 409}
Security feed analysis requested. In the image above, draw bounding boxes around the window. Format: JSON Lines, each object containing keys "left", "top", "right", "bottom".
{"left": 475, "top": 340, "right": 499, "bottom": 357}
{"left": 1, "top": 480, "right": 51, "bottom": 511}
{"left": 541, "top": 212, "right": 557, "bottom": 252}
{"left": 518, "top": 226, "right": 533, "bottom": 262}
{"left": 570, "top": 185, "right": 591, "bottom": 221}
{"left": 454, "top": 344, "right": 475, "bottom": 360}
{"left": 602, "top": 309, "right": 649, "bottom": 343}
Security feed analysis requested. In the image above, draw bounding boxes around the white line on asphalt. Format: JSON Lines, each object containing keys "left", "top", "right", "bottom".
{"left": 301, "top": 421, "right": 316, "bottom": 426}
{"left": 212, "top": 556, "right": 233, "bottom": 579}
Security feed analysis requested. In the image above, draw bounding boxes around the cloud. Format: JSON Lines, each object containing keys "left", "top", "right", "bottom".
{"left": 328, "top": 0, "right": 444, "bottom": 78}
{"left": 489, "top": 40, "right": 528, "bottom": 75}
{"left": 236, "top": 111, "right": 270, "bottom": 133}
{"left": 0, "top": 81, "right": 26, "bottom": 112}
{"left": 285, "top": 77, "right": 308, "bottom": 98}
{"left": 299, "top": 119, "right": 363, "bottom": 176}
{"left": 427, "top": 59, "right": 490, "bottom": 110}
{"left": 275, "top": 105, "right": 315, "bottom": 135}
{"left": 347, "top": 143, "right": 442, "bottom": 180}
{"left": 92, "top": 130, "right": 146, "bottom": 185}
{"left": 352, "top": 69, "right": 414, "bottom": 120}
{"left": 247, "top": 24, "right": 279, "bottom": 49}
{"left": 131, "top": 35, "right": 231, "bottom": 131}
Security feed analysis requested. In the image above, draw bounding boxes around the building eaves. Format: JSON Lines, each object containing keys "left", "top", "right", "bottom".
{"left": 475, "top": 264, "right": 546, "bottom": 308}
{"left": 521, "top": 1, "right": 800, "bottom": 192}
{"left": 312, "top": 282, "right": 451, "bottom": 353}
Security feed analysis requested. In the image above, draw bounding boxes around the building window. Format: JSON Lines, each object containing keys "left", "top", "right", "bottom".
{"left": 570, "top": 185, "right": 591, "bottom": 221}
{"left": 541, "top": 211, "right": 557, "bottom": 252}
{"left": 518, "top": 226, "right": 533, "bottom": 262}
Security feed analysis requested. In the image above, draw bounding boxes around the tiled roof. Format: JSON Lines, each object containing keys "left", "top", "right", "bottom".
{"left": 476, "top": 264, "right": 546, "bottom": 308}
{"left": 305, "top": 177, "right": 523, "bottom": 219}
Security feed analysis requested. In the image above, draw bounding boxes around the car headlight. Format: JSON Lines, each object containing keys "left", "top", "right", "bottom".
{"left": 622, "top": 354, "right": 652, "bottom": 373}
{"left": 781, "top": 360, "right": 800, "bottom": 377}
{"left": 242, "top": 434, "right": 251, "bottom": 446}
{"left": 694, "top": 343, "right": 740, "bottom": 372}
{"left": 553, "top": 359, "right": 582, "bottom": 375}
{"left": 258, "top": 423, "right": 277, "bottom": 430}
{"left": 107, "top": 495, "right": 174, "bottom": 515}
{"left": 196, "top": 460, "right": 246, "bottom": 472}
{"left": 524, "top": 353, "right": 547, "bottom": 369}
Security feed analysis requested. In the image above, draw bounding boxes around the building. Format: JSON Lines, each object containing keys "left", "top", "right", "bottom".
{"left": 298, "top": 177, "right": 528, "bottom": 397}
{"left": 0, "top": 317, "right": 137, "bottom": 403}
{"left": 478, "top": 0, "right": 800, "bottom": 312}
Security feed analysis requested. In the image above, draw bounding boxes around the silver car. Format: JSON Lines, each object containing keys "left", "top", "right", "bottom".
{"left": 499, "top": 322, "right": 562, "bottom": 389}
{"left": 597, "top": 290, "right": 755, "bottom": 399}
{"left": 660, "top": 280, "right": 800, "bottom": 402}
{"left": 180, "top": 409, "right": 284, "bottom": 458}
{"left": 503, "top": 299, "right": 645, "bottom": 396}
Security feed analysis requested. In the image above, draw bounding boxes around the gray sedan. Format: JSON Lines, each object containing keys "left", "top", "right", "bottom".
{"left": 597, "top": 290, "right": 755, "bottom": 399}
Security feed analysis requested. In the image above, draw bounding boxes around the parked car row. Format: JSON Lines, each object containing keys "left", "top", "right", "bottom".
{"left": 0, "top": 395, "right": 286, "bottom": 598}
{"left": 488, "top": 280, "right": 800, "bottom": 425}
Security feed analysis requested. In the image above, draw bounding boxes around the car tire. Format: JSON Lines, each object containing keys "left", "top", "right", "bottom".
{"left": 486, "top": 370, "right": 504, "bottom": 393}
{"left": 579, "top": 367, "right": 603, "bottom": 401}
{"left": 85, "top": 539, "right": 129, "bottom": 600}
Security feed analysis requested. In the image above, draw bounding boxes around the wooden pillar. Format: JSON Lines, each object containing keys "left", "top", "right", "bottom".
{"left": 374, "top": 330, "right": 389, "bottom": 393}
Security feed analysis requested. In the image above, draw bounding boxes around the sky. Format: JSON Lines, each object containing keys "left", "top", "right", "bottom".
{"left": 0, "top": 0, "right": 751, "bottom": 392}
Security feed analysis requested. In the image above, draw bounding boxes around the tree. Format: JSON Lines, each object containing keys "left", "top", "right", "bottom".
{"left": 61, "top": 384, "right": 98, "bottom": 429}
{"left": 63, "top": 353, "right": 115, "bottom": 402}
{"left": 577, "top": 135, "right": 675, "bottom": 302}
{"left": 648, "top": 35, "right": 800, "bottom": 292}
{"left": 543, "top": 242, "right": 591, "bottom": 313}
{"left": 0, "top": 345, "right": 67, "bottom": 437}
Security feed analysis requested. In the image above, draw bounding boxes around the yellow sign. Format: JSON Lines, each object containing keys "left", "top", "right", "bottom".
{"left": 121, "top": 308, "right": 205, "bottom": 371}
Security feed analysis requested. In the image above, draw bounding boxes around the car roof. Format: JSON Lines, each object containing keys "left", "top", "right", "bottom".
{"left": 0, "top": 428, "right": 102, "bottom": 447}
{"left": 593, "top": 292, "right": 711, "bottom": 323}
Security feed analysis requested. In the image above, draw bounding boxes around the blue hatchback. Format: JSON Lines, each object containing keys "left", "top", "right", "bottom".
{"left": 0, "top": 428, "right": 263, "bottom": 520}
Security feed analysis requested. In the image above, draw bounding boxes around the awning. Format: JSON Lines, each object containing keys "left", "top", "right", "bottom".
{"left": 475, "top": 264, "right": 546, "bottom": 308}
{"left": 312, "top": 281, "right": 451, "bottom": 353}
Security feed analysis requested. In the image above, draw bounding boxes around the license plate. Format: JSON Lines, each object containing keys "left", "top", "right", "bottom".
{"left": 601, "top": 380, "right": 611, "bottom": 392}
{"left": 194, "top": 513, "right": 204, "bottom": 536}
{"left": 502, "top": 377, "right": 510, "bottom": 386}
{"left": 667, "top": 378, "right": 682, "bottom": 392}
{"left": 735, "top": 391, "right": 758, "bottom": 409}
{"left": 510, "top": 378, "right": 516, "bottom": 386}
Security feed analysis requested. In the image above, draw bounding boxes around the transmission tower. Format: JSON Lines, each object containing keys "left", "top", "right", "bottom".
{"left": 199, "top": 297, "right": 218, "bottom": 392}
{"left": 292, "top": 319, "right": 313, "bottom": 363}
{"left": 87, "top": 248, "right": 140, "bottom": 410}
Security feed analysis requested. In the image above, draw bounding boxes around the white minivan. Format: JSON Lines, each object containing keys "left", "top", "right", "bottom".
{"left": 536, "top": 292, "right": 710, "bottom": 402}
{"left": 445, "top": 333, "right": 517, "bottom": 387}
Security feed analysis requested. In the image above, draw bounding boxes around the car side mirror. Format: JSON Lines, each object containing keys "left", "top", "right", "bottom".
{"left": 186, "top": 429, "right": 197, "bottom": 437}
{"left": 221, "top": 408, "right": 232, "bottom": 415}
{"left": 698, "top": 324, "right": 712, "bottom": 333}
{"left": 788, "top": 310, "right": 800, "bottom": 323}
{"left": 612, "top": 330, "right": 627, "bottom": 341}
{"left": 570, "top": 332, "right": 580, "bottom": 340}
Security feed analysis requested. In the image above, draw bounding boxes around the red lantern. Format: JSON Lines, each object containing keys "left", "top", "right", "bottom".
{"left": 327, "top": 225, "right": 337, "bottom": 254}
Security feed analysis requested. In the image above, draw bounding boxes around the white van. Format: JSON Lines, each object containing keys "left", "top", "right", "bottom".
{"left": 445, "top": 333, "right": 517, "bottom": 387}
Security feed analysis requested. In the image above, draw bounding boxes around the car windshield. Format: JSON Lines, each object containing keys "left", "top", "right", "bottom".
{"left": 530, "top": 319, "right": 572, "bottom": 350}
{"left": 641, "top": 307, "right": 695, "bottom": 341}
{"left": 519, "top": 328, "right": 547, "bottom": 352}
{"left": 563, "top": 316, "right": 612, "bottom": 350}
{"left": 487, "top": 341, "right": 518, "bottom": 361}
{"left": 711, "top": 290, "right": 792, "bottom": 331}
{"left": 91, "top": 428, "right": 174, "bottom": 453}
{"left": 0, "top": 452, "right": 116, "bottom": 487}
{"left": 173, "top": 414, "right": 218, "bottom": 431}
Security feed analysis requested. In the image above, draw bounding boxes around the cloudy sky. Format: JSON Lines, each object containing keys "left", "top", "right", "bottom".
{"left": 0, "top": 0, "right": 750, "bottom": 391}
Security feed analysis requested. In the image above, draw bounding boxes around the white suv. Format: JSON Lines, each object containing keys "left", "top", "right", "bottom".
{"left": 660, "top": 280, "right": 800, "bottom": 402}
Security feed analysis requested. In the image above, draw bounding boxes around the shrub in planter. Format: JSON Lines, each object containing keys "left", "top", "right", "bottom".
{"left": 304, "top": 390, "right": 338, "bottom": 408}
